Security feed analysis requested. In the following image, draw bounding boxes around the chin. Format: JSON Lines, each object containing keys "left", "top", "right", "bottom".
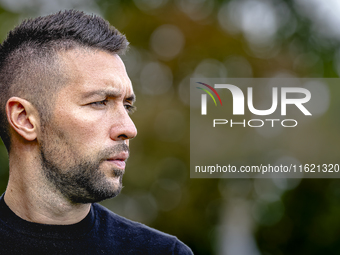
{"left": 68, "top": 186, "right": 123, "bottom": 204}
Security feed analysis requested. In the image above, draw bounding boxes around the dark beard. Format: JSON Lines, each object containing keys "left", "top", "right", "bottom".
{"left": 40, "top": 143, "right": 129, "bottom": 204}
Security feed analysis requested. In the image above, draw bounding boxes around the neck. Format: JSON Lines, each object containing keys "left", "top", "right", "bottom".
{"left": 4, "top": 151, "right": 90, "bottom": 225}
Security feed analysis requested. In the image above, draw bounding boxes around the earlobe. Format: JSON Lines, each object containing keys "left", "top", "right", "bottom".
{"left": 6, "top": 97, "right": 39, "bottom": 142}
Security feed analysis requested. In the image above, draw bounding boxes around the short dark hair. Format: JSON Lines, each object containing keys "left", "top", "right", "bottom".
{"left": 0, "top": 9, "right": 129, "bottom": 151}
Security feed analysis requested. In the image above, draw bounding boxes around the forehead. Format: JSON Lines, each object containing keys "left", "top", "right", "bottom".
{"left": 58, "top": 48, "right": 133, "bottom": 97}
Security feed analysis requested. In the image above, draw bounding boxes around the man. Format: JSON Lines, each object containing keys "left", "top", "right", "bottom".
{"left": 0, "top": 10, "right": 193, "bottom": 254}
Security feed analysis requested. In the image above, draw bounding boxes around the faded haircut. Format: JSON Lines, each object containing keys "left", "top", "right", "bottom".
{"left": 0, "top": 10, "right": 129, "bottom": 151}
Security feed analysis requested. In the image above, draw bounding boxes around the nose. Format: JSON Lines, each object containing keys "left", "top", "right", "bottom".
{"left": 109, "top": 107, "right": 137, "bottom": 141}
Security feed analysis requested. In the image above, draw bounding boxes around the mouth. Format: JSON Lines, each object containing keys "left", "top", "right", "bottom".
{"left": 106, "top": 151, "right": 129, "bottom": 170}
{"left": 106, "top": 159, "right": 126, "bottom": 169}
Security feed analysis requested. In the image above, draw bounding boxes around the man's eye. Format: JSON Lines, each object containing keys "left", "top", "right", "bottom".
{"left": 91, "top": 100, "right": 108, "bottom": 106}
{"left": 125, "top": 104, "right": 136, "bottom": 114}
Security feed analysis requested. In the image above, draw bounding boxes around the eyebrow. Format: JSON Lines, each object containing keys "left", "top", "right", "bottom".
{"left": 82, "top": 89, "right": 136, "bottom": 103}
{"left": 126, "top": 94, "right": 136, "bottom": 103}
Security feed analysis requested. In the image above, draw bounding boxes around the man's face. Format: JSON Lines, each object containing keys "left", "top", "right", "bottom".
{"left": 38, "top": 49, "right": 137, "bottom": 204}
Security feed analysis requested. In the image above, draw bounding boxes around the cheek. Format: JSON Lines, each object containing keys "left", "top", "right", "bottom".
{"left": 52, "top": 108, "right": 110, "bottom": 149}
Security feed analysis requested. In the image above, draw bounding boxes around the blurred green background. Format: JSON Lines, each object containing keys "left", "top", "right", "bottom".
{"left": 0, "top": 0, "right": 340, "bottom": 254}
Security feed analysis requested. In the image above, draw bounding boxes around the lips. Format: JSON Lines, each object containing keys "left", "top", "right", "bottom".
{"left": 106, "top": 151, "right": 129, "bottom": 169}
{"left": 108, "top": 160, "right": 126, "bottom": 169}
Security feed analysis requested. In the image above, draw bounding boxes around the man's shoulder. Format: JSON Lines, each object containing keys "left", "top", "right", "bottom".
{"left": 92, "top": 203, "right": 193, "bottom": 255}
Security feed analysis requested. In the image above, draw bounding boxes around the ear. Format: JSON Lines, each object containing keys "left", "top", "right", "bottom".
{"left": 6, "top": 97, "right": 39, "bottom": 142}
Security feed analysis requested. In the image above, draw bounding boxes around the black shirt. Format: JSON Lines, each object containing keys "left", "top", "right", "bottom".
{"left": 0, "top": 194, "right": 193, "bottom": 254}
